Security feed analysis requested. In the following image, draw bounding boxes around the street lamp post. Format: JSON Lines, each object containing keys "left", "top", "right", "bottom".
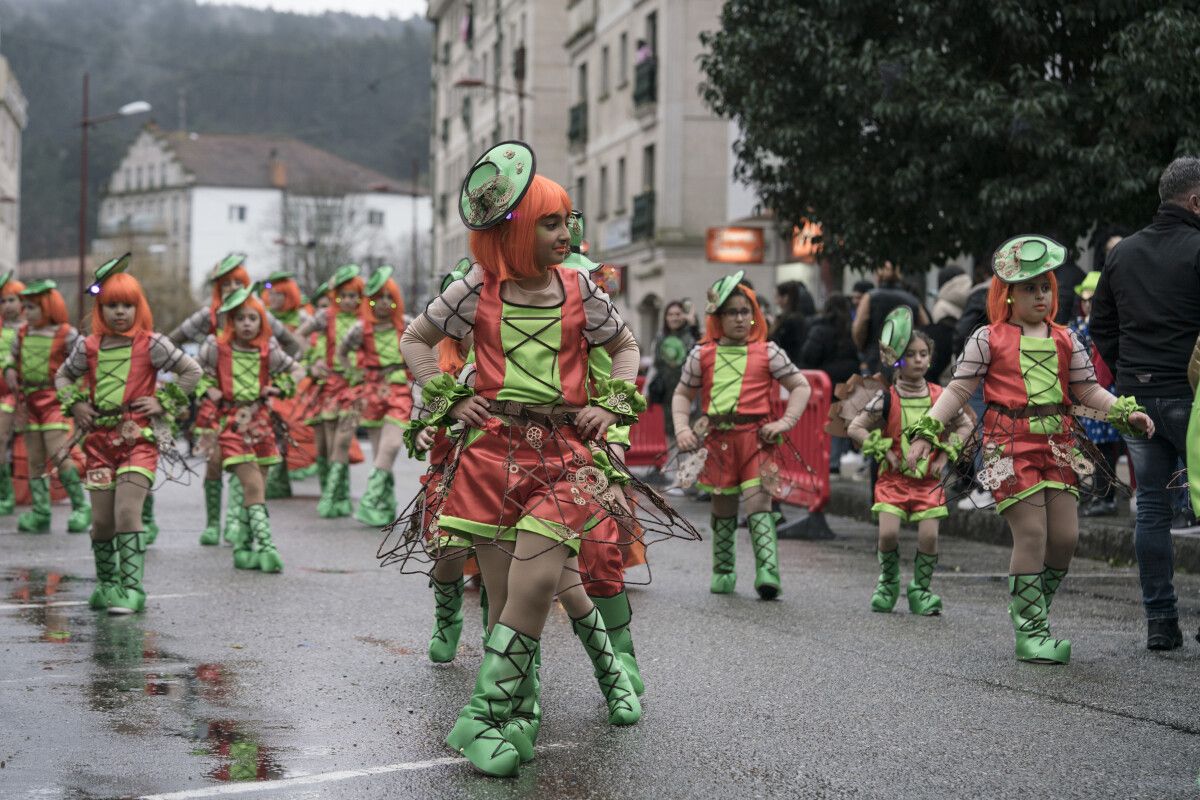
{"left": 453, "top": 77, "right": 531, "bottom": 139}
{"left": 78, "top": 72, "right": 151, "bottom": 323}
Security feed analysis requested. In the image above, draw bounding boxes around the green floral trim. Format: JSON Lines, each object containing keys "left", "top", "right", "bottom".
{"left": 57, "top": 382, "right": 90, "bottom": 419}
{"left": 194, "top": 374, "right": 216, "bottom": 400}
{"left": 402, "top": 419, "right": 430, "bottom": 462}
{"left": 590, "top": 378, "right": 647, "bottom": 427}
{"left": 590, "top": 449, "right": 631, "bottom": 486}
{"left": 859, "top": 429, "right": 893, "bottom": 464}
{"left": 1106, "top": 395, "right": 1147, "bottom": 437}
{"left": 937, "top": 431, "right": 964, "bottom": 462}
{"left": 273, "top": 372, "right": 297, "bottom": 399}
{"left": 421, "top": 372, "right": 474, "bottom": 430}
{"left": 156, "top": 383, "right": 190, "bottom": 429}
{"left": 905, "top": 415, "right": 945, "bottom": 446}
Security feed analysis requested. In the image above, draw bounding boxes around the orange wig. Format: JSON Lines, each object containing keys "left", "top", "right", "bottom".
{"left": 438, "top": 337, "right": 467, "bottom": 375}
{"left": 210, "top": 265, "right": 250, "bottom": 310}
{"left": 26, "top": 288, "right": 70, "bottom": 326}
{"left": 263, "top": 278, "right": 302, "bottom": 314}
{"left": 1, "top": 278, "right": 25, "bottom": 297}
{"left": 985, "top": 273, "right": 1060, "bottom": 326}
{"left": 219, "top": 295, "right": 271, "bottom": 348}
{"left": 364, "top": 278, "right": 406, "bottom": 331}
{"left": 702, "top": 284, "right": 768, "bottom": 344}
{"left": 469, "top": 174, "right": 572, "bottom": 282}
{"left": 91, "top": 273, "right": 153, "bottom": 336}
{"left": 332, "top": 276, "right": 365, "bottom": 313}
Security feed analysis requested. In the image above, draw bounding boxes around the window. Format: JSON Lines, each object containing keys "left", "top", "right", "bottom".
{"left": 642, "top": 145, "right": 655, "bottom": 191}
{"left": 136, "top": 166, "right": 143, "bottom": 190}
{"left": 616, "top": 157, "right": 626, "bottom": 212}
{"left": 600, "top": 45, "right": 610, "bottom": 99}
{"left": 619, "top": 33, "right": 628, "bottom": 86}
{"left": 229, "top": 205, "right": 247, "bottom": 222}
{"left": 577, "top": 62, "right": 588, "bottom": 103}
{"left": 575, "top": 176, "right": 586, "bottom": 216}
{"left": 123, "top": 168, "right": 131, "bottom": 191}
{"left": 368, "top": 209, "right": 385, "bottom": 226}
{"left": 599, "top": 165, "right": 609, "bottom": 219}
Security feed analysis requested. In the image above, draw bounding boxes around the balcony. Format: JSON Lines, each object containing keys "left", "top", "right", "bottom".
{"left": 566, "top": 0, "right": 597, "bottom": 46}
{"left": 631, "top": 190, "right": 655, "bottom": 241}
{"left": 633, "top": 59, "right": 657, "bottom": 107}
{"left": 568, "top": 102, "right": 588, "bottom": 148}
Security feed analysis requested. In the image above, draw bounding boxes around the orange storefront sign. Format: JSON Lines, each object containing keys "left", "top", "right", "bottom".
{"left": 706, "top": 227, "right": 765, "bottom": 264}
{"left": 792, "top": 221, "right": 824, "bottom": 260}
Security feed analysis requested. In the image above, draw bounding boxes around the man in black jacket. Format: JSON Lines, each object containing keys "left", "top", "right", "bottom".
{"left": 1091, "top": 156, "right": 1200, "bottom": 651}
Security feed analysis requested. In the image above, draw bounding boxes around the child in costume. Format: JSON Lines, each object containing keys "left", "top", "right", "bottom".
{"left": 847, "top": 308, "right": 973, "bottom": 614}
{"left": 5, "top": 280, "right": 90, "bottom": 533}
{"left": 261, "top": 271, "right": 311, "bottom": 500}
{"left": 293, "top": 279, "right": 331, "bottom": 482}
{"left": 907, "top": 235, "right": 1153, "bottom": 664}
{"left": 55, "top": 255, "right": 201, "bottom": 613}
{"left": 336, "top": 265, "right": 413, "bottom": 527}
{"left": 296, "top": 264, "right": 364, "bottom": 519}
{"left": 672, "top": 271, "right": 812, "bottom": 599}
{"left": 397, "top": 142, "right": 692, "bottom": 777}
{"left": 169, "top": 254, "right": 303, "bottom": 546}
{"left": 0, "top": 272, "right": 26, "bottom": 515}
{"left": 197, "top": 286, "right": 306, "bottom": 572}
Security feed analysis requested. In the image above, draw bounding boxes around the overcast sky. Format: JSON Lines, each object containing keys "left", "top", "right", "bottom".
{"left": 198, "top": 0, "right": 427, "bottom": 19}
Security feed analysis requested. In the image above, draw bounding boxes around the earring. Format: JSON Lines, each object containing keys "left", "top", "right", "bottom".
{"left": 1006, "top": 297, "right": 1013, "bottom": 305}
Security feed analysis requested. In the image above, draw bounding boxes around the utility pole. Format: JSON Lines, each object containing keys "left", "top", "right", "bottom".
{"left": 177, "top": 87, "right": 187, "bottom": 131}
{"left": 410, "top": 158, "right": 420, "bottom": 304}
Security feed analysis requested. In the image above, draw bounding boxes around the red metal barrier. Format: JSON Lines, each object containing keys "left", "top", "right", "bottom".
{"left": 771, "top": 369, "right": 832, "bottom": 512}
{"left": 626, "top": 376, "right": 670, "bottom": 468}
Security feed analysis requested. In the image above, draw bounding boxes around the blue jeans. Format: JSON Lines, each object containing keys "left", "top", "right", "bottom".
{"left": 1123, "top": 396, "right": 1193, "bottom": 620}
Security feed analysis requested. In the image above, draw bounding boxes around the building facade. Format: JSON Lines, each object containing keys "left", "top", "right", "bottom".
{"left": 426, "top": 0, "right": 570, "bottom": 300}
{"left": 93, "top": 127, "right": 430, "bottom": 310}
{"left": 0, "top": 56, "right": 28, "bottom": 277}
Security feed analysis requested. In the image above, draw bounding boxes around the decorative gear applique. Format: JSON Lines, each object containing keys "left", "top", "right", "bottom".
{"left": 524, "top": 424, "right": 546, "bottom": 450}
{"left": 676, "top": 448, "right": 708, "bottom": 489}
{"left": 574, "top": 465, "right": 609, "bottom": 496}
{"left": 977, "top": 442, "right": 1015, "bottom": 491}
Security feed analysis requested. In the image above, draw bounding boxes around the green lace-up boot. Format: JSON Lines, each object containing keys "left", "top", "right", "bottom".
{"left": 60, "top": 466, "right": 91, "bottom": 533}
{"left": 0, "top": 463, "right": 15, "bottom": 515}
{"left": 232, "top": 501, "right": 258, "bottom": 571}
{"left": 480, "top": 585, "right": 490, "bottom": 646}
{"left": 710, "top": 515, "right": 737, "bottom": 593}
{"left": 17, "top": 476, "right": 51, "bottom": 533}
{"left": 289, "top": 462, "right": 318, "bottom": 481}
{"left": 445, "top": 623, "right": 537, "bottom": 778}
{"left": 89, "top": 538, "right": 121, "bottom": 610}
{"left": 223, "top": 475, "right": 249, "bottom": 546}
{"left": 1008, "top": 574, "right": 1071, "bottom": 664}
{"left": 1041, "top": 564, "right": 1068, "bottom": 611}
{"left": 264, "top": 461, "right": 292, "bottom": 500}
{"left": 332, "top": 461, "right": 353, "bottom": 517}
{"left": 354, "top": 468, "right": 394, "bottom": 527}
{"left": 871, "top": 549, "right": 901, "bottom": 612}
{"left": 199, "top": 479, "right": 222, "bottom": 545}
{"left": 108, "top": 532, "right": 146, "bottom": 615}
{"left": 317, "top": 462, "right": 344, "bottom": 518}
{"left": 571, "top": 606, "right": 642, "bottom": 726}
{"left": 592, "top": 591, "right": 643, "bottom": 695}
{"left": 316, "top": 455, "right": 330, "bottom": 492}
{"left": 907, "top": 551, "right": 943, "bottom": 616}
{"left": 502, "top": 642, "right": 542, "bottom": 763}
{"left": 247, "top": 503, "right": 282, "bottom": 573}
{"left": 141, "top": 494, "right": 159, "bottom": 545}
{"left": 428, "top": 578, "right": 465, "bottom": 663}
{"left": 748, "top": 511, "right": 781, "bottom": 600}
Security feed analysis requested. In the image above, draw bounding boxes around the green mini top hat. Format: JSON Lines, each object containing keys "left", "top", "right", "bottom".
{"left": 459, "top": 140, "right": 536, "bottom": 230}
{"left": 210, "top": 253, "right": 247, "bottom": 283}
{"left": 1075, "top": 271, "right": 1100, "bottom": 299}
{"left": 563, "top": 210, "right": 601, "bottom": 273}
{"left": 991, "top": 235, "right": 1066, "bottom": 284}
{"left": 878, "top": 306, "right": 914, "bottom": 367}
{"left": 264, "top": 270, "right": 294, "bottom": 289}
{"left": 0, "top": 270, "right": 12, "bottom": 293}
{"left": 440, "top": 258, "right": 472, "bottom": 293}
{"left": 88, "top": 253, "right": 132, "bottom": 296}
{"left": 20, "top": 279, "right": 57, "bottom": 296}
{"left": 218, "top": 282, "right": 262, "bottom": 315}
{"left": 311, "top": 280, "right": 330, "bottom": 300}
{"left": 705, "top": 270, "right": 746, "bottom": 315}
{"left": 329, "top": 263, "right": 361, "bottom": 290}
{"left": 365, "top": 265, "right": 394, "bottom": 298}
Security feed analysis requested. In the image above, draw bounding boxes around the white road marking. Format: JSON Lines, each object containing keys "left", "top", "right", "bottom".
{"left": 935, "top": 572, "right": 1131, "bottom": 579}
{"left": 138, "top": 744, "right": 573, "bottom": 799}
{"left": 0, "top": 592, "right": 205, "bottom": 611}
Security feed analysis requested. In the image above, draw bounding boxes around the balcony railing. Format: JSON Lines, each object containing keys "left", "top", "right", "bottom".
{"left": 568, "top": 102, "right": 588, "bottom": 147}
{"left": 633, "top": 59, "right": 657, "bottom": 107}
{"left": 631, "top": 190, "right": 655, "bottom": 241}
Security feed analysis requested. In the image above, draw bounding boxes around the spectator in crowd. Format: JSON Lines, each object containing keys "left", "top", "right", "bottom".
{"left": 849, "top": 280, "right": 874, "bottom": 320}
{"left": 635, "top": 38, "right": 654, "bottom": 65}
{"left": 646, "top": 300, "right": 699, "bottom": 441}
{"left": 925, "top": 267, "right": 971, "bottom": 383}
{"left": 852, "top": 260, "right": 929, "bottom": 373}
{"left": 1091, "top": 155, "right": 1200, "bottom": 651}
{"left": 1050, "top": 234, "right": 1087, "bottom": 326}
{"left": 801, "top": 292, "right": 860, "bottom": 472}
{"left": 770, "top": 281, "right": 813, "bottom": 366}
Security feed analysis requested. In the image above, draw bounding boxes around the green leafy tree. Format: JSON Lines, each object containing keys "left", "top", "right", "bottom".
{"left": 700, "top": 1, "right": 1200, "bottom": 270}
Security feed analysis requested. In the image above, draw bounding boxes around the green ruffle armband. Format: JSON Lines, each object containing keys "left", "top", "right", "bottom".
{"left": 590, "top": 449, "right": 631, "bottom": 486}
{"left": 859, "top": 429, "right": 893, "bottom": 465}
{"left": 194, "top": 374, "right": 216, "bottom": 400}
{"left": 402, "top": 419, "right": 431, "bottom": 462}
{"left": 421, "top": 372, "right": 473, "bottom": 430}
{"left": 590, "top": 378, "right": 647, "bottom": 427}
{"left": 936, "top": 431, "right": 965, "bottom": 463}
{"left": 905, "top": 415, "right": 945, "bottom": 446}
{"left": 272, "top": 372, "right": 297, "bottom": 399}
{"left": 1106, "top": 395, "right": 1147, "bottom": 437}
{"left": 57, "top": 382, "right": 90, "bottom": 418}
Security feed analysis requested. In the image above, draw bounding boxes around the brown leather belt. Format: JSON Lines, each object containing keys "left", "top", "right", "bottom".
{"left": 986, "top": 402, "right": 1068, "bottom": 419}
{"left": 706, "top": 413, "right": 767, "bottom": 426}
{"left": 489, "top": 400, "right": 576, "bottom": 427}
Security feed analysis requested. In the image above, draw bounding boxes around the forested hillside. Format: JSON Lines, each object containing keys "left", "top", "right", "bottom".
{"left": 0, "top": 0, "right": 431, "bottom": 258}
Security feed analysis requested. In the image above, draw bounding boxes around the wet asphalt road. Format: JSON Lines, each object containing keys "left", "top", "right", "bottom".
{"left": 2, "top": 457, "right": 1199, "bottom": 800}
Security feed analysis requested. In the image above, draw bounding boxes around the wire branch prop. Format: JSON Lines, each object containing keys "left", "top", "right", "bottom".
{"left": 377, "top": 412, "right": 702, "bottom": 591}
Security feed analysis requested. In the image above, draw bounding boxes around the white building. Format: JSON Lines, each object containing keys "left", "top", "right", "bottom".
{"left": 94, "top": 126, "right": 431, "bottom": 302}
{"left": 0, "top": 55, "right": 28, "bottom": 276}
{"left": 427, "top": 0, "right": 570, "bottom": 300}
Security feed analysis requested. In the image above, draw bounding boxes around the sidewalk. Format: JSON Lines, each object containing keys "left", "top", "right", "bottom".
{"left": 821, "top": 475, "right": 1200, "bottom": 573}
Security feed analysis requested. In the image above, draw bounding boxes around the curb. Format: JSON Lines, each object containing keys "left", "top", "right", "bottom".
{"left": 822, "top": 476, "right": 1200, "bottom": 573}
